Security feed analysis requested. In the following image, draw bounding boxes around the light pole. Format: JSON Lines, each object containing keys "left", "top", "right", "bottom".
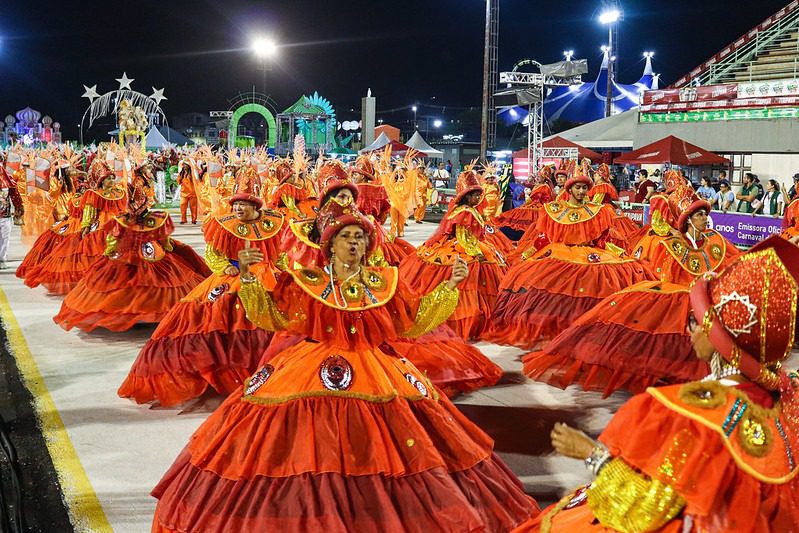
{"left": 411, "top": 105, "right": 418, "bottom": 131}
{"left": 599, "top": 8, "right": 621, "bottom": 118}
{"left": 251, "top": 37, "right": 278, "bottom": 95}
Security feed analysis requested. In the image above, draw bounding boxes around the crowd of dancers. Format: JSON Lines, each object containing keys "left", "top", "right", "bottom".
{"left": 3, "top": 138, "right": 799, "bottom": 531}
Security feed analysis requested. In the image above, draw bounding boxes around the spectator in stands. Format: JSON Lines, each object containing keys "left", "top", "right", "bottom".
{"left": 432, "top": 162, "right": 450, "bottom": 188}
{"left": 736, "top": 172, "right": 759, "bottom": 213}
{"left": 633, "top": 169, "right": 655, "bottom": 203}
{"left": 759, "top": 179, "right": 785, "bottom": 217}
{"left": 716, "top": 180, "right": 735, "bottom": 212}
{"left": 696, "top": 176, "right": 716, "bottom": 201}
{"left": 445, "top": 159, "right": 453, "bottom": 174}
{"left": 789, "top": 173, "right": 799, "bottom": 201}
{"left": 718, "top": 170, "right": 728, "bottom": 182}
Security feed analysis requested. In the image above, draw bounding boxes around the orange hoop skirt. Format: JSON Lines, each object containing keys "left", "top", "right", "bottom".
{"left": 118, "top": 272, "right": 273, "bottom": 406}
{"left": 54, "top": 245, "right": 208, "bottom": 333}
{"left": 521, "top": 281, "right": 707, "bottom": 396}
{"left": 487, "top": 244, "right": 655, "bottom": 349}
{"left": 151, "top": 337, "right": 539, "bottom": 532}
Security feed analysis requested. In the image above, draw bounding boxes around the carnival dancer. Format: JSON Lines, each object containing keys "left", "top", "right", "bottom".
{"left": 53, "top": 180, "right": 208, "bottom": 333}
{"left": 119, "top": 170, "right": 283, "bottom": 406}
{"left": 401, "top": 172, "right": 508, "bottom": 340}
{"left": 267, "top": 158, "right": 318, "bottom": 221}
{"left": 487, "top": 173, "right": 654, "bottom": 349}
{"left": 516, "top": 236, "right": 799, "bottom": 532}
{"left": 522, "top": 185, "right": 740, "bottom": 396}
{"left": 0, "top": 165, "right": 24, "bottom": 269}
{"left": 177, "top": 161, "right": 198, "bottom": 224}
{"left": 23, "top": 161, "right": 127, "bottom": 294}
{"left": 783, "top": 194, "right": 799, "bottom": 240}
{"left": 352, "top": 155, "right": 415, "bottom": 265}
{"left": 385, "top": 161, "right": 416, "bottom": 239}
{"left": 413, "top": 163, "right": 432, "bottom": 223}
{"left": 151, "top": 198, "right": 540, "bottom": 532}
{"left": 495, "top": 166, "right": 554, "bottom": 241}
{"left": 590, "top": 162, "right": 639, "bottom": 242}
{"left": 480, "top": 170, "right": 503, "bottom": 218}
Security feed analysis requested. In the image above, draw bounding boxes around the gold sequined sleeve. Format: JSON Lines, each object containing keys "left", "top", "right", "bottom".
{"left": 282, "top": 194, "right": 302, "bottom": 218}
{"left": 80, "top": 205, "right": 98, "bottom": 229}
{"left": 238, "top": 279, "right": 288, "bottom": 332}
{"left": 103, "top": 234, "right": 118, "bottom": 257}
{"left": 204, "top": 245, "right": 232, "bottom": 275}
{"left": 402, "top": 282, "right": 459, "bottom": 338}
{"left": 651, "top": 209, "right": 673, "bottom": 237}
{"left": 455, "top": 225, "right": 483, "bottom": 257}
{"left": 586, "top": 458, "right": 685, "bottom": 532}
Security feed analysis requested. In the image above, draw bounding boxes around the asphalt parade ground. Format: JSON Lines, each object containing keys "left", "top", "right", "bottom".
{"left": 0, "top": 217, "right": 631, "bottom": 532}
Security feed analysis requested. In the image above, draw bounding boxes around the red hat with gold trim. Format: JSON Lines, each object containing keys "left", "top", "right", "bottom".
{"left": 319, "top": 160, "right": 358, "bottom": 201}
{"left": 597, "top": 163, "right": 610, "bottom": 181}
{"left": 316, "top": 198, "right": 376, "bottom": 260}
{"left": 453, "top": 170, "right": 483, "bottom": 205}
{"left": 88, "top": 161, "right": 115, "bottom": 189}
{"left": 690, "top": 236, "right": 799, "bottom": 390}
{"left": 229, "top": 167, "right": 263, "bottom": 208}
{"left": 125, "top": 180, "right": 150, "bottom": 217}
{"left": 351, "top": 155, "right": 376, "bottom": 182}
{"left": 274, "top": 159, "right": 293, "bottom": 184}
{"left": 663, "top": 169, "right": 689, "bottom": 193}
{"left": 670, "top": 185, "right": 711, "bottom": 232}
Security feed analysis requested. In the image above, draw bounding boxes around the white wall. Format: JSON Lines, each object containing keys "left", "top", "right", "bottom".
{"left": 751, "top": 153, "right": 799, "bottom": 190}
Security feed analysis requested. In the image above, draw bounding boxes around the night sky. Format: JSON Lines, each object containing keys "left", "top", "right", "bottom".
{"left": 0, "top": 0, "right": 791, "bottom": 139}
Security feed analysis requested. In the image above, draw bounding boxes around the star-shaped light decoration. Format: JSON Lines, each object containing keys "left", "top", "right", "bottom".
{"left": 116, "top": 72, "right": 134, "bottom": 90}
{"left": 81, "top": 84, "right": 100, "bottom": 102}
{"left": 713, "top": 290, "right": 758, "bottom": 337}
{"left": 149, "top": 87, "right": 168, "bottom": 106}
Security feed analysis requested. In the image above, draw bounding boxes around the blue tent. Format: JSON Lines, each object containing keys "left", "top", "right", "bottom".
{"left": 498, "top": 52, "right": 657, "bottom": 126}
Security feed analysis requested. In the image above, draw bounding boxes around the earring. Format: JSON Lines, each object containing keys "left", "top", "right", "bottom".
{"left": 710, "top": 351, "right": 722, "bottom": 380}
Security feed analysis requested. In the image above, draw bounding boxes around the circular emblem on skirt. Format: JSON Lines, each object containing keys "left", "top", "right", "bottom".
{"left": 319, "top": 355, "right": 354, "bottom": 391}
{"left": 405, "top": 373, "right": 429, "bottom": 397}
{"left": 245, "top": 364, "right": 275, "bottom": 395}
{"left": 141, "top": 242, "right": 156, "bottom": 259}
{"left": 207, "top": 282, "right": 230, "bottom": 302}
{"left": 485, "top": 224, "right": 495, "bottom": 234}
{"left": 587, "top": 253, "right": 601, "bottom": 263}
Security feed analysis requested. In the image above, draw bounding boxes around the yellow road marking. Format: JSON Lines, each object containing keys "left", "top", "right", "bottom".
{"left": 0, "top": 287, "right": 112, "bottom": 532}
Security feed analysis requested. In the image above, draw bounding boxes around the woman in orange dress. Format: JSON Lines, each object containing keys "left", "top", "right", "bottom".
{"left": 589, "top": 163, "right": 639, "bottom": 243}
{"left": 488, "top": 174, "right": 654, "bottom": 349}
{"left": 494, "top": 168, "right": 555, "bottom": 241}
{"left": 522, "top": 186, "right": 740, "bottom": 396}
{"left": 24, "top": 161, "right": 127, "bottom": 294}
{"left": 267, "top": 160, "right": 317, "bottom": 221}
{"left": 517, "top": 236, "right": 799, "bottom": 532}
{"left": 283, "top": 169, "right": 502, "bottom": 396}
{"left": 401, "top": 172, "right": 508, "bottom": 340}
{"left": 53, "top": 180, "right": 208, "bottom": 333}
{"left": 118, "top": 169, "right": 284, "bottom": 406}
{"left": 150, "top": 199, "right": 539, "bottom": 532}
{"left": 783, "top": 196, "right": 799, "bottom": 239}
{"left": 508, "top": 177, "right": 557, "bottom": 264}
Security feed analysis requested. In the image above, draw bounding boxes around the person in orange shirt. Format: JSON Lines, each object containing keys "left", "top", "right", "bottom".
{"left": 413, "top": 165, "right": 432, "bottom": 223}
{"left": 177, "top": 161, "right": 198, "bottom": 224}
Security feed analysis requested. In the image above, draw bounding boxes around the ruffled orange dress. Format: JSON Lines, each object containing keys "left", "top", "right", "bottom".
{"left": 151, "top": 267, "right": 539, "bottom": 532}
{"left": 118, "top": 212, "right": 284, "bottom": 406}
{"left": 517, "top": 381, "right": 799, "bottom": 532}
{"left": 24, "top": 187, "right": 127, "bottom": 294}
{"left": 589, "top": 182, "right": 640, "bottom": 243}
{"left": 356, "top": 181, "right": 416, "bottom": 265}
{"left": 276, "top": 213, "right": 502, "bottom": 396}
{"left": 401, "top": 204, "right": 508, "bottom": 340}
{"left": 522, "top": 230, "right": 740, "bottom": 396}
{"left": 494, "top": 183, "right": 552, "bottom": 241}
{"left": 488, "top": 200, "right": 654, "bottom": 349}
{"left": 16, "top": 194, "right": 83, "bottom": 280}
{"left": 53, "top": 212, "right": 209, "bottom": 332}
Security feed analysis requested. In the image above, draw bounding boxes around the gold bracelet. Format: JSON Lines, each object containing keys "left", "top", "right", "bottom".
{"left": 240, "top": 273, "right": 257, "bottom": 284}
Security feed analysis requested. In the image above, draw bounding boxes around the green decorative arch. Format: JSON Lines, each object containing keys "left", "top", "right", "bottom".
{"left": 228, "top": 103, "right": 276, "bottom": 149}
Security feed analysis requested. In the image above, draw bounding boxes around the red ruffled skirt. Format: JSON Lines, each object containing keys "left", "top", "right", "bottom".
{"left": 400, "top": 239, "right": 507, "bottom": 340}
{"left": 521, "top": 281, "right": 708, "bottom": 396}
{"left": 24, "top": 226, "right": 108, "bottom": 295}
{"left": 54, "top": 246, "right": 207, "bottom": 333}
{"left": 16, "top": 218, "right": 78, "bottom": 280}
{"left": 609, "top": 214, "right": 639, "bottom": 244}
{"left": 151, "top": 338, "right": 538, "bottom": 532}
{"left": 374, "top": 222, "right": 415, "bottom": 266}
{"left": 486, "top": 243, "right": 655, "bottom": 349}
{"left": 494, "top": 205, "right": 539, "bottom": 233}
{"left": 118, "top": 273, "right": 272, "bottom": 406}
{"left": 386, "top": 324, "right": 502, "bottom": 397}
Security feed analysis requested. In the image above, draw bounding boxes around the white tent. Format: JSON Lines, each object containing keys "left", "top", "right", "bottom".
{"left": 548, "top": 109, "right": 638, "bottom": 150}
{"left": 405, "top": 131, "right": 443, "bottom": 157}
{"left": 359, "top": 132, "right": 392, "bottom": 154}
{"left": 145, "top": 126, "right": 171, "bottom": 150}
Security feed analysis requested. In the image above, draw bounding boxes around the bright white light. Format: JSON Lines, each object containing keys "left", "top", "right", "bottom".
{"left": 411, "top": 105, "right": 417, "bottom": 112}
{"left": 509, "top": 108, "right": 519, "bottom": 118}
{"left": 601, "top": 45, "right": 609, "bottom": 53}
{"left": 252, "top": 37, "right": 278, "bottom": 59}
{"left": 643, "top": 51, "right": 655, "bottom": 58}
{"left": 433, "top": 119, "right": 443, "bottom": 128}
{"left": 599, "top": 9, "right": 621, "bottom": 24}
